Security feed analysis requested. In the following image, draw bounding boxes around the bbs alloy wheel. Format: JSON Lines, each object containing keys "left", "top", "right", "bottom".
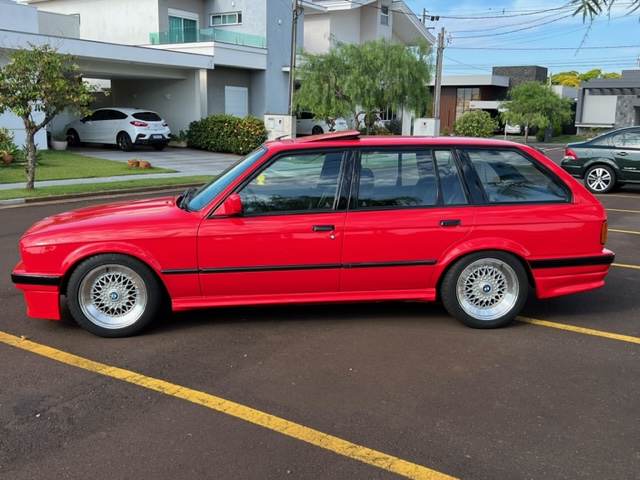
{"left": 441, "top": 251, "right": 528, "bottom": 329}
{"left": 68, "top": 254, "right": 161, "bottom": 337}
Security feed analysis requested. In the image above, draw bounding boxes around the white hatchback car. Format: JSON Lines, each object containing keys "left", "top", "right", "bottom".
{"left": 296, "top": 112, "right": 349, "bottom": 136}
{"left": 64, "top": 107, "right": 171, "bottom": 151}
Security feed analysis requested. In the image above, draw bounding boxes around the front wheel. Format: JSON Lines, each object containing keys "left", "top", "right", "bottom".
{"left": 67, "top": 254, "right": 162, "bottom": 337}
{"left": 117, "top": 132, "right": 133, "bottom": 152}
{"left": 585, "top": 165, "right": 616, "bottom": 194}
{"left": 441, "top": 251, "right": 528, "bottom": 329}
{"left": 311, "top": 125, "right": 324, "bottom": 135}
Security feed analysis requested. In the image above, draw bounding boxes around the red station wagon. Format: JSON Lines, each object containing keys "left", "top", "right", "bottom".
{"left": 12, "top": 131, "right": 615, "bottom": 337}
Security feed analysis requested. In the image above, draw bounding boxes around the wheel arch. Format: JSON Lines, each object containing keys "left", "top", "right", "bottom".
{"left": 434, "top": 244, "right": 535, "bottom": 301}
{"left": 581, "top": 157, "right": 623, "bottom": 178}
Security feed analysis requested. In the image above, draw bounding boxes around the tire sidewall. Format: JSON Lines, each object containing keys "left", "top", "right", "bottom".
{"left": 441, "top": 250, "right": 528, "bottom": 329}
{"left": 67, "top": 254, "right": 161, "bottom": 337}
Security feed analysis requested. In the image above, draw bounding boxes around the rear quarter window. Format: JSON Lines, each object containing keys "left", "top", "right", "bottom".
{"left": 462, "top": 148, "right": 570, "bottom": 204}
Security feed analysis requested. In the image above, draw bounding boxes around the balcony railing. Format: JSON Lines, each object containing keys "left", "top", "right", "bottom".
{"left": 149, "top": 27, "right": 266, "bottom": 48}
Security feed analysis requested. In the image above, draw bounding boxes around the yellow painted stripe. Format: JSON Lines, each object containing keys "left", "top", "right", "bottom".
{"left": 609, "top": 228, "right": 640, "bottom": 235}
{"left": 613, "top": 262, "right": 640, "bottom": 270}
{"left": 606, "top": 208, "right": 640, "bottom": 214}
{"left": 0, "top": 331, "right": 456, "bottom": 480}
{"left": 516, "top": 317, "right": 640, "bottom": 345}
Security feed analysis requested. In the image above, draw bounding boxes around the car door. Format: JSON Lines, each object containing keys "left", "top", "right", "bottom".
{"left": 197, "top": 149, "right": 350, "bottom": 298}
{"left": 611, "top": 129, "right": 640, "bottom": 180}
{"left": 340, "top": 148, "right": 474, "bottom": 293}
{"left": 82, "top": 109, "right": 109, "bottom": 142}
{"left": 104, "top": 109, "right": 127, "bottom": 143}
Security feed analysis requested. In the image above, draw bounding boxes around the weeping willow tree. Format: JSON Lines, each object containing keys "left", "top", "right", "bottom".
{"left": 293, "top": 37, "right": 434, "bottom": 131}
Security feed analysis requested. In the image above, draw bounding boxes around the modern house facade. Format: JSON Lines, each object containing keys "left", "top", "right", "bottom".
{"left": 574, "top": 68, "right": 640, "bottom": 134}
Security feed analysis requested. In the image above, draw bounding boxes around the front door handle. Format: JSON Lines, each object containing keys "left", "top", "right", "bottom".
{"left": 618, "top": 151, "right": 628, "bottom": 156}
{"left": 439, "top": 219, "right": 461, "bottom": 226}
{"left": 312, "top": 224, "right": 335, "bottom": 231}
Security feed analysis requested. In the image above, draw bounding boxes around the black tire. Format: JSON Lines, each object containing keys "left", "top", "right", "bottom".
{"left": 152, "top": 143, "right": 167, "bottom": 151}
{"left": 584, "top": 164, "right": 616, "bottom": 194}
{"left": 117, "top": 132, "right": 134, "bottom": 152}
{"left": 311, "top": 125, "right": 324, "bottom": 135}
{"left": 67, "top": 129, "right": 82, "bottom": 147}
{"left": 67, "top": 254, "right": 162, "bottom": 337}
{"left": 441, "top": 251, "right": 528, "bottom": 329}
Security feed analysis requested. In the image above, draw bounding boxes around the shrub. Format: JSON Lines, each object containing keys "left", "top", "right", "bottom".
{"left": 386, "top": 118, "right": 403, "bottom": 135}
{"left": 359, "top": 124, "right": 390, "bottom": 136}
{"left": 187, "top": 114, "right": 268, "bottom": 155}
{"left": 453, "top": 110, "right": 497, "bottom": 138}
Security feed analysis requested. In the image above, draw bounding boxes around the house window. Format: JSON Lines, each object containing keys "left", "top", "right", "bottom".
{"left": 455, "top": 87, "right": 480, "bottom": 121}
{"left": 380, "top": 6, "right": 389, "bottom": 26}
{"left": 210, "top": 12, "right": 242, "bottom": 26}
{"left": 168, "top": 9, "right": 198, "bottom": 43}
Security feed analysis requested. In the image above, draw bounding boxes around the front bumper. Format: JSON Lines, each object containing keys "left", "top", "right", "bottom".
{"left": 11, "top": 267, "right": 62, "bottom": 320}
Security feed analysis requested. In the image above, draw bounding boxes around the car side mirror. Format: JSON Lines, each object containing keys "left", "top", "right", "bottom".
{"left": 212, "top": 193, "right": 242, "bottom": 216}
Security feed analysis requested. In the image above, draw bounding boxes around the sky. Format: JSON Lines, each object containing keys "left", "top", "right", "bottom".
{"left": 402, "top": 0, "right": 640, "bottom": 77}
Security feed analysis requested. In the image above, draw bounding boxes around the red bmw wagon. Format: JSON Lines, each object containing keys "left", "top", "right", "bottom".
{"left": 12, "top": 131, "right": 614, "bottom": 337}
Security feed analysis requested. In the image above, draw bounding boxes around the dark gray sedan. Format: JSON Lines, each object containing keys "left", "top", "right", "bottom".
{"left": 561, "top": 126, "right": 640, "bottom": 193}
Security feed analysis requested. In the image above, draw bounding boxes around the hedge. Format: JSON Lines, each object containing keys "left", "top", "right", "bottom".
{"left": 188, "top": 114, "right": 268, "bottom": 155}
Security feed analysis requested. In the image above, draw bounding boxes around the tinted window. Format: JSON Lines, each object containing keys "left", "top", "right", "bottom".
{"left": 108, "top": 110, "right": 128, "bottom": 120}
{"left": 90, "top": 110, "right": 109, "bottom": 121}
{"left": 610, "top": 130, "right": 640, "bottom": 147}
{"left": 357, "top": 149, "right": 467, "bottom": 208}
{"left": 464, "top": 149, "right": 569, "bottom": 203}
{"left": 132, "top": 111, "right": 163, "bottom": 122}
{"left": 239, "top": 151, "right": 346, "bottom": 214}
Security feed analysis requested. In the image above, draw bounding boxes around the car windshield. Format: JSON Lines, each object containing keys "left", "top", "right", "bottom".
{"left": 186, "top": 145, "right": 267, "bottom": 211}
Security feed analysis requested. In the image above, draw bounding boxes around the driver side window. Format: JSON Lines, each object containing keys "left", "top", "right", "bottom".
{"left": 238, "top": 151, "right": 346, "bottom": 214}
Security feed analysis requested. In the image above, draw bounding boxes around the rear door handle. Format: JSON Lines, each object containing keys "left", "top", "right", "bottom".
{"left": 618, "top": 152, "right": 628, "bottom": 156}
{"left": 312, "top": 224, "right": 335, "bottom": 231}
{"left": 439, "top": 219, "right": 461, "bottom": 226}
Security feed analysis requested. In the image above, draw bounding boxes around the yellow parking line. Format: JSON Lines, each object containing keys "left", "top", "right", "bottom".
{"left": 607, "top": 208, "right": 640, "bottom": 214}
{"left": 613, "top": 262, "right": 640, "bottom": 270}
{"left": 0, "top": 331, "right": 456, "bottom": 480}
{"left": 609, "top": 228, "right": 640, "bottom": 235}
{"left": 516, "top": 317, "right": 640, "bottom": 345}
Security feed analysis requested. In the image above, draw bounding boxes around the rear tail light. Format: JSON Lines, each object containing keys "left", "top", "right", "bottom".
{"left": 600, "top": 220, "right": 608, "bottom": 245}
{"left": 130, "top": 121, "right": 148, "bottom": 127}
{"left": 162, "top": 122, "right": 168, "bottom": 127}
{"left": 564, "top": 147, "right": 578, "bottom": 160}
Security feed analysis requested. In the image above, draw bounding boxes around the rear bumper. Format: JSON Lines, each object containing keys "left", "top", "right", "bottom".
{"left": 560, "top": 158, "right": 585, "bottom": 178}
{"left": 530, "top": 250, "right": 615, "bottom": 299}
{"left": 134, "top": 134, "right": 170, "bottom": 145}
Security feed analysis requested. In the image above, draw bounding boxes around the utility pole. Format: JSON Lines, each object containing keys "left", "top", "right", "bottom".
{"left": 288, "top": 0, "right": 300, "bottom": 117}
{"left": 433, "top": 27, "right": 445, "bottom": 125}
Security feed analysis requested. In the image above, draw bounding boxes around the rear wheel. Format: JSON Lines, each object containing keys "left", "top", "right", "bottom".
{"left": 117, "top": 132, "right": 133, "bottom": 152}
{"left": 67, "top": 254, "right": 162, "bottom": 337}
{"left": 311, "top": 125, "right": 324, "bottom": 135}
{"left": 441, "top": 251, "right": 528, "bottom": 329}
{"left": 585, "top": 165, "right": 616, "bottom": 194}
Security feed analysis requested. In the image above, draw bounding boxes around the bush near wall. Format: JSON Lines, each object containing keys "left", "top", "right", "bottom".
{"left": 453, "top": 110, "right": 497, "bottom": 138}
{"left": 188, "top": 114, "right": 268, "bottom": 155}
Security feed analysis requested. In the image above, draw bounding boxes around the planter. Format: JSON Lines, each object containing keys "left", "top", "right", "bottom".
{"left": 2, "top": 152, "right": 14, "bottom": 164}
{"left": 138, "top": 160, "right": 151, "bottom": 169}
{"left": 127, "top": 159, "right": 140, "bottom": 167}
{"left": 50, "top": 140, "right": 68, "bottom": 151}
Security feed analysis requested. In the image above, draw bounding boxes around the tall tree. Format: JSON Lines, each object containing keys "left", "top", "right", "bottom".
{"left": 500, "top": 81, "right": 573, "bottom": 143}
{"left": 0, "top": 43, "right": 98, "bottom": 189}
{"left": 551, "top": 69, "right": 621, "bottom": 87}
{"left": 293, "top": 38, "right": 433, "bottom": 130}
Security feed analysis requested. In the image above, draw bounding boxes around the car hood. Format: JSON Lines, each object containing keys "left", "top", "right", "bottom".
{"left": 23, "top": 196, "right": 180, "bottom": 238}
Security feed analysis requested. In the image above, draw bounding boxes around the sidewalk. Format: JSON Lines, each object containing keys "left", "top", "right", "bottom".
{"left": 0, "top": 146, "right": 240, "bottom": 192}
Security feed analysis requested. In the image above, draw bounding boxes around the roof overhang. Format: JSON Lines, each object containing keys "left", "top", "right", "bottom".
{"left": 430, "top": 74, "right": 510, "bottom": 87}
{"left": 391, "top": 1, "right": 436, "bottom": 44}
{"left": 0, "top": 30, "right": 214, "bottom": 79}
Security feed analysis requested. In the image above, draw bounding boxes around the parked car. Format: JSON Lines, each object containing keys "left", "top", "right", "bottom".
{"left": 296, "top": 111, "right": 349, "bottom": 135}
{"left": 504, "top": 123, "right": 523, "bottom": 135}
{"left": 561, "top": 126, "right": 640, "bottom": 194}
{"left": 12, "top": 131, "right": 614, "bottom": 337}
{"left": 64, "top": 107, "right": 171, "bottom": 152}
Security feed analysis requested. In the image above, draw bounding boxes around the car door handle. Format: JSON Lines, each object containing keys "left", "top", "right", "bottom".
{"left": 618, "top": 152, "right": 628, "bottom": 156}
{"left": 312, "top": 225, "right": 335, "bottom": 231}
{"left": 439, "top": 219, "right": 461, "bottom": 226}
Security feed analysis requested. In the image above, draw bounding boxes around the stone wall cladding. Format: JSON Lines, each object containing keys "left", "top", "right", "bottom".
{"left": 615, "top": 96, "right": 636, "bottom": 128}
{"left": 492, "top": 66, "right": 548, "bottom": 88}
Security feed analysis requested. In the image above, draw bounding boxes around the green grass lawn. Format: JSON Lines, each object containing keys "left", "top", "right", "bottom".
{"left": 0, "top": 150, "right": 212, "bottom": 201}
{"left": 0, "top": 150, "right": 175, "bottom": 184}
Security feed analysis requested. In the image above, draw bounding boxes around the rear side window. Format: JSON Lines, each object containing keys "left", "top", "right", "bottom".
{"left": 132, "top": 111, "right": 163, "bottom": 122}
{"left": 463, "top": 149, "right": 569, "bottom": 203}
